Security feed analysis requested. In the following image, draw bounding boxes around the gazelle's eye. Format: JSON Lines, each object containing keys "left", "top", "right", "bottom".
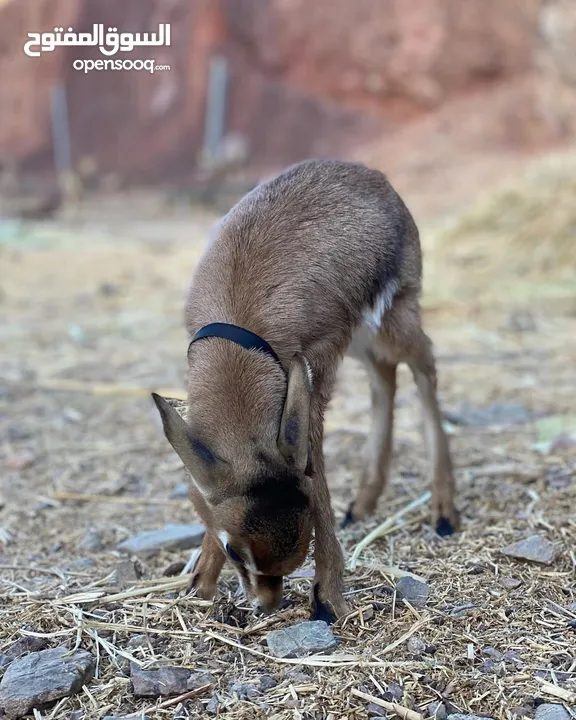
{"left": 226, "top": 544, "right": 244, "bottom": 565}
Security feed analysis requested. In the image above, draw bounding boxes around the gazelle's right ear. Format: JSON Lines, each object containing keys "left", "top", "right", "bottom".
{"left": 151, "top": 394, "right": 213, "bottom": 490}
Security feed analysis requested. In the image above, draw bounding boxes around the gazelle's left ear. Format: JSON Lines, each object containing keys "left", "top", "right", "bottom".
{"left": 277, "top": 354, "right": 312, "bottom": 473}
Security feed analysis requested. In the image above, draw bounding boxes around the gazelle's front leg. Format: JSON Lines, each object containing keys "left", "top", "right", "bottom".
{"left": 188, "top": 530, "right": 226, "bottom": 600}
{"left": 308, "top": 404, "right": 348, "bottom": 623}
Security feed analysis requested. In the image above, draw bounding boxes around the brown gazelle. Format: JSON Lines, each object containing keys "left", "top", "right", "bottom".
{"left": 152, "top": 158, "right": 458, "bottom": 622}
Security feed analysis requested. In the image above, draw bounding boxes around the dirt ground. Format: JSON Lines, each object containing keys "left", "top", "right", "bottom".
{"left": 0, "top": 185, "right": 575, "bottom": 720}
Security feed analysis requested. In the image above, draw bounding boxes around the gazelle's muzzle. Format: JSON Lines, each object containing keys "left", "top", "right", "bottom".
{"left": 253, "top": 574, "right": 284, "bottom": 614}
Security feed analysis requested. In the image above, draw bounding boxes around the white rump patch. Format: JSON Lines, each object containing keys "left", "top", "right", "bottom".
{"left": 362, "top": 279, "right": 398, "bottom": 333}
{"left": 302, "top": 356, "right": 314, "bottom": 390}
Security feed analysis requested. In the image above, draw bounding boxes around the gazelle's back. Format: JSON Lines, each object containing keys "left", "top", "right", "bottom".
{"left": 187, "top": 159, "right": 422, "bottom": 354}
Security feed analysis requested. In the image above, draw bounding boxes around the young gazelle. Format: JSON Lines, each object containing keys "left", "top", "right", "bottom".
{"left": 153, "top": 158, "right": 458, "bottom": 622}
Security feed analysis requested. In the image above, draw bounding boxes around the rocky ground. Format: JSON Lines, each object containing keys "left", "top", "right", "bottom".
{"left": 0, "top": 182, "right": 575, "bottom": 719}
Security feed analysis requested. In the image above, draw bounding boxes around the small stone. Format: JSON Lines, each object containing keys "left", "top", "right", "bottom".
{"left": 0, "top": 646, "right": 95, "bottom": 719}
{"left": 500, "top": 535, "right": 558, "bottom": 565}
{"left": 228, "top": 682, "right": 261, "bottom": 699}
{"left": 479, "top": 660, "right": 495, "bottom": 674}
{"left": 396, "top": 577, "right": 430, "bottom": 608}
{"left": 113, "top": 559, "right": 141, "bottom": 588}
{"left": 385, "top": 682, "right": 403, "bottom": 701}
{"left": 79, "top": 528, "right": 103, "bottom": 552}
{"left": 163, "top": 560, "right": 187, "bottom": 577}
{"left": 502, "top": 649, "right": 522, "bottom": 665}
{"left": 499, "top": 577, "right": 522, "bottom": 590}
{"left": 363, "top": 606, "right": 375, "bottom": 621}
{"left": 510, "top": 706, "right": 532, "bottom": 717}
{"left": 549, "top": 434, "right": 576, "bottom": 453}
{"left": 449, "top": 602, "right": 479, "bottom": 618}
{"left": 288, "top": 567, "right": 315, "bottom": 579}
{"left": 127, "top": 634, "right": 148, "bottom": 650}
{"left": 284, "top": 699, "right": 302, "bottom": 709}
{"left": 445, "top": 402, "right": 531, "bottom": 428}
{"left": 117, "top": 524, "right": 205, "bottom": 558}
{"left": 259, "top": 674, "right": 278, "bottom": 691}
{"left": 266, "top": 621, "right": 337, "bottom": 659}
{"left": 62, "top": 407, "right": 83, "bottom": 423}
{"left": 447, "top": 715, "right": 494, "bottom": 720}
{"left": 169, "top": 483, "right": 189, "bottom": 499}
{"left": 187, "top": 671, "right": 216, "bottom": 690}
{"left": 0, "top": 635, "right": 48, "bottom": 668}
{"left": 407, "top": 636, "right": 426, "bottom": 656}
{"left": 482, "top": 646, "right": 503, "bottom": 661}
{"left": 506, "top": 309, "right": 537, "bottom": 333}
{"left": 205, "top": 694, "right": 219, "bottom": 714}
{"left": 427, "top": 702, "right": 448, "bottom": 719}
{"left": 99, "top": 282, "right": 120, "bottom": 296}
{"left": 367, "top": 703, "right": 388, "bottom": 717}
{"left": 6, "top": 450, "right": 36, "bottom": 470}
{"left": 285, "top": 670, "right": 312, "bottom": 683}
{"left": 131, "top": 664, "right": 213, "bottom": 697}
{"left": 534, "top": 705, "right": 570, "bottom": 720}
{"left": 69, "top": 558, "right": 96, "bottom": 570}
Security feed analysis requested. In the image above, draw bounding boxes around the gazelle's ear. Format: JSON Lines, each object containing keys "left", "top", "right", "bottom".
{"left": 277, "top": 354, "right": 312, "bottom": 473}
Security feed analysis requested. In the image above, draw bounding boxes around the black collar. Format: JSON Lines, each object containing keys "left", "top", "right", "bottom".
{"left": 188, "top": 322, "right": 285, "bottom": 373}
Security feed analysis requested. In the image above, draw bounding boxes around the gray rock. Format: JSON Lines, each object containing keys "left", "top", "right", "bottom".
{"left": 482, "top": 646, "right": 503, "bottom": 661}
{"left": 113, "top": 559, "right": 141, "bottom": 588}
{"left": 187, "top": 672, "right": 216, "bottom": 690}
{"left": 285, "top": 670, "right": 312, "bottom": 682}
{"left": 479, "top": 660, "right": 496, "bottom": 674}
{"left": 534, "top": 704, "right": 570, "bottom": 720}
{"left": 228, "top": 682, "right": 261, "bottom": 699}
{"left": 205, "top": 694, "right": 220, "bottom": 714}
{"left": 169, "top": 483, "right": 189, "bottom": 499}
{"left": 103, "top": 716, "right": 151, "bottom": 720}
{"left": 406, "top": 636, "right": 426, "bottom": 656}
{"left": 117, "top": 524, "right": 205, "bottom": 558}
{"left": 448, "top": 715, "right": 494, "bottom": 720}
{"left": 259, "top": 674, "right": 278, "bottom": 691}
{"left": 130, "top": 664, "right": 214, "bottom": 697}
{"left": 427, "top": 702, "right": 448, "bottom": 720}
{"left": 367, "top": 703, "right": 388, "bottom": 717}
{"left": 385, "top": 682, "right": 403, "bottom": 701}
{"left": 500, "top": 535, "right": 558, "bottom": 565}
{"left": 0, "top": 646, "right": 95, "bottom": 719}
{"left": 396, "top": 577, "right": 430, "bottom": 608}
{"left": 266, "top": 621, "right": 337, "bottom": 659}
{"left": 0, "top": 635, "right": 47, "bottom": 669}
{"left": 79, "top": 528, "right": 103, "bottom": 552}
{"left": 499, "top": 577, "right": 522, "bottom": 590}
{"left": 127, "top": 634, "right": 148, "bottom": 650}
{"left": 445, "top": 402, "right": 531, "bottom": 427}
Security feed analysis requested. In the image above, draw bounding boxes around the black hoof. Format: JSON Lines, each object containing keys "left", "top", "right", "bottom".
{"left": 311, "top": 584, "right": 336, "bottom": 624}
{"left": 435, "top": 517, "right": 455, "bottom": 536}
{"left": 340, "top": 502, "right": 356, "bottom": 529}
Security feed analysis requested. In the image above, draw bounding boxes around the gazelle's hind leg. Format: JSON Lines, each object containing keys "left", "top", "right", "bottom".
{"left": 406, "top": 328, "right": 459, "bottom": 534}
{"left": 342, "top": 350, "right": 397, "bottom": 525}
{"left": 345, "top": 290, "right": 459, "bottom": 534}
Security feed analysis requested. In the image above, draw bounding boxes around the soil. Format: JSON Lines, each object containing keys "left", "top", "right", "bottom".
{"left": 0, "top": 186, "right": 575, "bottom": 719}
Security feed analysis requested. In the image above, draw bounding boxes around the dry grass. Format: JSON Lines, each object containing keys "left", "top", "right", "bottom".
{"left": 424, "top": 150, "right": 576, "bottom": 312}
{"left": 1, "top": 174, "right": 576, "bottom": 719}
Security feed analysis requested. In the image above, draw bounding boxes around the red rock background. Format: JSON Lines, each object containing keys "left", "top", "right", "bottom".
{"left": 0, "top": 0, "right": 574, "bottom": 190}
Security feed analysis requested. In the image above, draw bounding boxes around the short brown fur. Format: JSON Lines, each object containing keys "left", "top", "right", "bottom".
{"left": 153, "top": 158, "right": 458, "bottom": 621}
